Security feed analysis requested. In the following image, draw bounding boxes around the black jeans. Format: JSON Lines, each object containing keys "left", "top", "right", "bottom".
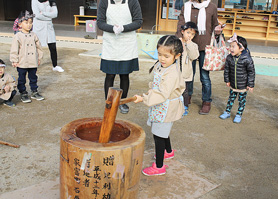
{"left": 48, "top": 43, "right": 57, "bottom": 67}
{"left": 182, "top": 82, "right": 190, "bottom": 107}
{"left": 17, "top": 68, "right": 38, "bottom": 93}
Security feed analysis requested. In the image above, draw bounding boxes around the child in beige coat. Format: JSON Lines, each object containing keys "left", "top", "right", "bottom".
{"left": 0, "top": 59, "right": 17, "bottom": 107}
{"left": 134, "top": 35, "right": 185, "bottom": 176}
{"left": 180, "top": 22, "right": 199, "bottom": 115}
{"left": 10, "top": 10, "right": 44, "bottom": 103}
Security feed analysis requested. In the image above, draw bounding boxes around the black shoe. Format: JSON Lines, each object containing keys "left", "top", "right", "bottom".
{"left": 119, "top": 104, "right": 129, "bottom": 114}
{"left": 20, "top": 91, "right": 31, "bottom": 103}
{"left": 31, "top": 91, "right": 45, "bottom": 101}
{"left": 3, "top": 101, "right": 15, "bottom": 107}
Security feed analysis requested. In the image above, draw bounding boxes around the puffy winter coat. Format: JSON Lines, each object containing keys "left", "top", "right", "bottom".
{"left": 224, "top": 50, "right": 255, "bottom": 90}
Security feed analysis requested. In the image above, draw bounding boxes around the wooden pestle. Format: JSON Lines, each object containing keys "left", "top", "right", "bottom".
{"left": 98, "top": 88, "right": 137, "bottom": 143}
{"left": 0, "top": 140, "right": 20, "bottom": 148}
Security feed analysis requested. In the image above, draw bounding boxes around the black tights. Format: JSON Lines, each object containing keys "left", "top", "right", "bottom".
{"left": 104, "top": 74, "right": 129, "bottom": 99}
{"left": 153, "top": 134, "right": 172, "bottom": 168}
{"left": 48, "top": 43, "right": 57, "bottom": 67}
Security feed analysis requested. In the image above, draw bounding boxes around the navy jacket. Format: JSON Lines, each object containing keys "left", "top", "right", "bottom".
{"left": 224, "top": 49, "right": 255, "bottom": 90}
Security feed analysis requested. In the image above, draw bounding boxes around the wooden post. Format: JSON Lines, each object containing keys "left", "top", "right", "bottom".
{"left": 99, "top": 87, "right": 123, "bottom": 143}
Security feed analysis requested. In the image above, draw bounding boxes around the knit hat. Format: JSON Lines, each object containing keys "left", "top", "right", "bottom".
{"left": 18, "top": 10, "right": 35, "bottom": 23}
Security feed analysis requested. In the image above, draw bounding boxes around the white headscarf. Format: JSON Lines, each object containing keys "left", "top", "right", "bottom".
{"left": 184, "top": 0, "right": 211, "bottom": 35}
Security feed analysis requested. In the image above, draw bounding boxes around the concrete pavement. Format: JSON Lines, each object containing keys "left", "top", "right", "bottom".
{"left": 0, "top": 21, "right": 278, "bottom": 199}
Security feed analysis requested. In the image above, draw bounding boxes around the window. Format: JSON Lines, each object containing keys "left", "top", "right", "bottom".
{"left": 85, "top": 0, "right": 97, "bottom": 10}
{"left": 249, "top": 0, "right": 272, "bottom": 11}
{"left": 161, "top": 0, "right": 188, "bottom": 19}
{"left": 224, "top": 0, "right": 247, "bottom": 9}
{"left": 223, "top": 0, "right": 273, "bottom": 11}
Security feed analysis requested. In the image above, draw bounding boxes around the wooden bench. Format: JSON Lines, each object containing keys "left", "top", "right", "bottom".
{"left": 74, "top": 15, "right": 97, "bottom": 26}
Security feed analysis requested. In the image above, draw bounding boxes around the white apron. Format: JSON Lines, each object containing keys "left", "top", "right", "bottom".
{"left": 101, "top": 0, "right": 138, "bottom": 61}
{"left": 148, "top": 63, "right": 183, "bottom": 123}
{"left": 32, "top": 0, "right": 57, "bottom": 47}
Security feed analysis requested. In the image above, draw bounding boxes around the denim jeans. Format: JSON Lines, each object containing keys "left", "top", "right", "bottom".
{"left": 17, "top": 67, "right": 38, "bottom": 93}
{"left": 187, "top": 51, "right": 212, "bottom": 102}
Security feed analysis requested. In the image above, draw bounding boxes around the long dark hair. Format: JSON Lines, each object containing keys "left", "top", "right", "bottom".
{"left": 0, "top": 59, "right": 5, "bottom": 65}
{"left": 181, "top": 21, "right": 198, "bottom": 33}
{"left": 149, "top": 35, "right": 183, "bottom": 73}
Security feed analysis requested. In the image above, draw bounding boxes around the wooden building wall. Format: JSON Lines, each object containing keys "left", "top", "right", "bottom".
{"left": 0, "top": 0, "right": 157, "bottom": 29}
{"left": 0, "top": 0, "right": 4, "bottom": 20}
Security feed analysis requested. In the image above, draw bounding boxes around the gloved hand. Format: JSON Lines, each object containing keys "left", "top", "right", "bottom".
{"left": 113, "top": 25, "right": 124, "bottom": 35}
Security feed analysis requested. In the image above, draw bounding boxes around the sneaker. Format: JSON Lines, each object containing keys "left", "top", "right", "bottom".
{"left": 183, "top": 106, "right": 188, "bottom": 116}
{"left": 219, "top": 111, "right": 231, "bottom": 119}
{"left": 84, "top": 35, "right": 95, "bottom": 39}
{"left": 53, "top": 66, "right": 64, "bottom": 72}
{"left": 155, "top": 149, "right": 176, "bottom": 160}
{"left": 233, "top": 114, "right": 242, "bottom": 123}
{"left": 142, "top": 162, "right": 168, "bottom": 176}
{"left": 31, "top": 91, "right": 45, "bottom": 101}
{"left": 21, "top": 92, "right": 31, "bottom": 103}
{"left": 119, "top": 104, "right": 129, "bottom": 114}
{"left": 164, "top": 149, "right": 176, "bottom": 160}
{"left": 3, "top": 101, "right": 15, "bottom": 107}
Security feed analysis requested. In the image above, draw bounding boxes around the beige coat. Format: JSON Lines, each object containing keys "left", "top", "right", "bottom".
{"left": 0, "top": 73, "right": 16, "bottom": 100}
{"left": 180, "top": 41, "right": 199, "bottom": 82}
{"left": 143, "top": 63, "right": 185, "bottom": 123}
{"left": 10, "top": 31, "right": 43, "bottom": 68}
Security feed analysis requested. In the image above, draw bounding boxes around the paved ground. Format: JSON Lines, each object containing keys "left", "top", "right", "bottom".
{"left": 0, "top": 34, "right": 278, "bottom": 199}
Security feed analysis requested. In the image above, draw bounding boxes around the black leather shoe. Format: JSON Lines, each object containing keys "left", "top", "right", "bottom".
{"left": 119, "top": 104, "right": 129, "bottom": 114}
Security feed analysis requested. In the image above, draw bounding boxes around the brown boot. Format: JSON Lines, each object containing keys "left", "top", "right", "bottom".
{"left": 199, "top": 102, "right": 211, "bottom": 115}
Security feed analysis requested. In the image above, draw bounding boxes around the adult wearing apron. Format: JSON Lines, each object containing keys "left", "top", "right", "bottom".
{"left": 97, "top": 0, "right": 142, "bottom": 114}
{"left": 32, "top": 0, "right": 64, "bottom": 72}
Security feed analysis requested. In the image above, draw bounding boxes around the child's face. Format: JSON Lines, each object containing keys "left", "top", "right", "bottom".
{"left": 0, "top": 67, "right": 4, "bottom": 76}
{"left": 230, "top": 41, "right": 243, "bottom": 56}
{"left": 19, "top": 18, "right": 33, "bottom": 33}
{"left": 158, "top": 46, "right": 180, "bottom": 68}
{"left": 181, "top": 28, "right": 196, "bottom": 42}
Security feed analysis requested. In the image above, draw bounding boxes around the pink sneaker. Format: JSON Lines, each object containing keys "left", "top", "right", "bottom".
{"left": 164, "top": 149, "right": 176, "bottom": 160}
{"left": 142, "top": 162, "right": 168, "bottom": 176}
{"left": 154, "top": 149, "right": 176, "bottom": 160}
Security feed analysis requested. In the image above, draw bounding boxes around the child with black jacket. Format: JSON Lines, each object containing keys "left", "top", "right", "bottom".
{"left": 219, "top": 33, "right": 255, "bottom": 123}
